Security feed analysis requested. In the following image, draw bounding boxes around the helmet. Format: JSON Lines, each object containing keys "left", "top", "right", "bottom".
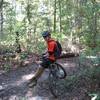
{"left": 42, "top": 31, "right": 50, "bottom": 37}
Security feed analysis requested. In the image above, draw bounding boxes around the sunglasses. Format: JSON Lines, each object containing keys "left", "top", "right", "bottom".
{"left": 43, "top": 36, "right": 47, "bottom": 38}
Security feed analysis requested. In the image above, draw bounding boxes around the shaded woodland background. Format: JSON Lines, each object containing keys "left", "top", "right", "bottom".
{"left": 0, "top": 0, "right": 100, "bottom": 99}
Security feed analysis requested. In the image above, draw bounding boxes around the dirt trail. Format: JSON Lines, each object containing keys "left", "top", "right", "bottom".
{"left": 0, "top": 57, "right": 80, "bottom": 100}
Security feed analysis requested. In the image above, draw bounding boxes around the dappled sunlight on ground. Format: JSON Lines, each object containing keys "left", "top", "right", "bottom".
{"left": 63, "top": 62, "right": 76, "bottom": 67}
{"left": 27, "top": 96, "right": 49, "bottom": 100}
{"left": 22, "top": 73, "right": 35, "bottom": 80}
{"left": 8, "top": 73, "right": 35, "bottom": 87}
{"left": 26, "top": 89, "right": 33, "bottom": 98}
{"left": 8, "top": 95, "right": 49, "bottom": 100}
{"left": 1, "top": 57, "right": 93, "bottom": 100}
{"left": 63, "top": 63, "right": 69, "bottom": 66}
{"left": 9, "top": 95, "right": 19, "bottom": 100}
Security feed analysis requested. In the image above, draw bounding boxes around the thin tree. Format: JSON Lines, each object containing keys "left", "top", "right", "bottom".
{"left": 58, "top": 0, "right": 62, "bottom": 32}
{"left": 91, "top": 0, "right": 98, "bottom": 48}
{"left": 0, "top": 0, "right": 3, "bottom": 35}
{"left": 54, "top": 0, "right": 57, "bottom": 33}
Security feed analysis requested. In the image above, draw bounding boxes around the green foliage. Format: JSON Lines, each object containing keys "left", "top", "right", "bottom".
{"left": 3, "top": 63, "right": 11, "bottom": 72}
{"left": 0, "top": 1, "right": 99, "bottom": 98}
{"left": 52, "top": 32, "right": 66, "bottom": 41}
{"left": 36, "top": 41, "right": 46, "bottom": 53}
{"left": 0, "top": 0, "right": 100, "bottom": 56}
{"left": 20, "top": 52, "right": 28, "bottom": 60}
{"left": 65, "top": 51, "right": 100, "bottom": 93}
{"left": 64, "top": 63, "right": 100, "bottom": 94}
{"left": 64, "top": 75, "right": 79, "bottom": 91}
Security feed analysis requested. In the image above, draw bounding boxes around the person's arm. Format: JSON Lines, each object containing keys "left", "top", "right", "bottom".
{"left": 42, "top": 49, "right": 48, "bottom": 56}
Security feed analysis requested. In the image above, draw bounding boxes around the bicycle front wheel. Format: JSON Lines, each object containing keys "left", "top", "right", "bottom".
{"left": 54, "top": 63, "right": 67, "bottom": 79}
{"left": 48, "top": 63, "right": 67, "bottom": 97}
{"left": 49, "top": 72, "right": 66, "bottom": 98}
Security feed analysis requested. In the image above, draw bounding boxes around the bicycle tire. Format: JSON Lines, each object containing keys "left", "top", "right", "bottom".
{"left": 53, "top": 63, "right": 67, "bottom": 79}
{"left": 49, "top": 72, "right": 66, "bottom": 97}
{"left": 48, "top": 63, "right": 67, "bottom": 97}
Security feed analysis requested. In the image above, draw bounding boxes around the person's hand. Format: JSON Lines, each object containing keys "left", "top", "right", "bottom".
{"left": 42, "top": 52, "right": 49, "bottom": 58}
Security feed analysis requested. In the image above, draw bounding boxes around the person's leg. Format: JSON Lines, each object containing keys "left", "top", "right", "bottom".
{"left": 28, "top": 66, "right": 45, "bottom": 87}
{"left": 28, "top": 58, "right": 49, "bottom": 87}
{"left": 30, "top": 66, "right": 45, "bottom": 81}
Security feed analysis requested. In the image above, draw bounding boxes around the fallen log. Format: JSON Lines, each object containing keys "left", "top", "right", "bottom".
{"left": 57, "top": 52, "right": 79, "bottom": 59}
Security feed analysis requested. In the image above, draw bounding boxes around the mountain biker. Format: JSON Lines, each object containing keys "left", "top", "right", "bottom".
{"left": 28, "top": 31, "right": 61, "bottom": 87}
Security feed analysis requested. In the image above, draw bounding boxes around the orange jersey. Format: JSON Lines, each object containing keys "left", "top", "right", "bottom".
{"left": 47, "top": 39, "right": 56, "bottom": 61}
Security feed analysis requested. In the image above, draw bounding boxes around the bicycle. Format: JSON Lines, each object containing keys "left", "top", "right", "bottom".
{"left": 37, "top": 55, "right": 67, "bottom": 98}
{"left": 48, "top": 62, "right": 67, "bottom": 97}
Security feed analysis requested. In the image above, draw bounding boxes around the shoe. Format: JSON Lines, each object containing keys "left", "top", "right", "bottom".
{"left": 28, "top": 78, "right": 37, "bottom": 88}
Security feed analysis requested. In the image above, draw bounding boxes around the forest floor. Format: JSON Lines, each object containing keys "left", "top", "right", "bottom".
{"left": 0, "top": 55, "right": 94, "bottom": 100}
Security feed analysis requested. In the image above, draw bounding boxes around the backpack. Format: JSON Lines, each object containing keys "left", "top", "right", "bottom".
{"left": 54, "top": 41, "right": 62, "bottom": 58}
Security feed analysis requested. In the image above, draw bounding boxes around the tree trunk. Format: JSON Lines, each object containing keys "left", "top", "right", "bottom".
{"left": 0, "top": 0, "right": 3, "bottom": 35}
{"left": 91, "top": 0, "right": 97, "bottom": 48}
{"left": 26, "top": 0, "right": 31, "bottom": 24}
{"left": 58, "top": 0, "right": 62, "bottom": 32}
{"left": 54, "top": 0, "right": 56, "bottom": 33}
